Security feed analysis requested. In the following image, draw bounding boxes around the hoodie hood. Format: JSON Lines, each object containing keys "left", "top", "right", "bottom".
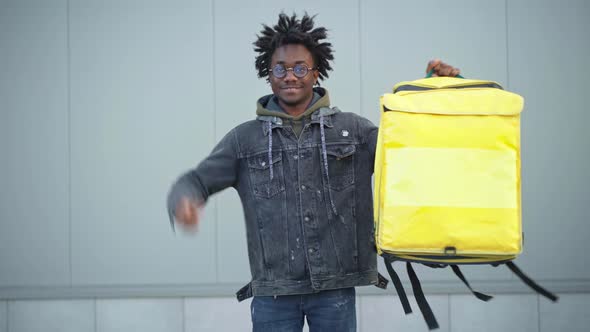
{"left": 256, "top": 87, "right": 330, "bottom": 120}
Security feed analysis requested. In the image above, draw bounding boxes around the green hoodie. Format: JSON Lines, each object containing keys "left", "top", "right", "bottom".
{"left": 255, "top": 87, "right": 331, "bottom": 137}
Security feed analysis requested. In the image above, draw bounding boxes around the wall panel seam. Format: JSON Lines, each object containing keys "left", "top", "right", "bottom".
{"left": 182, "top": 297, "right": 186, "bottom": 332}
{"left": 211, "top": 0, "right": 219, "bottom": 284}
{"left": 0, "top": 280, "right": 585, "bottom": 300}
{"left": 357, "top": 296, "right": 363, "bottom": 332}
{"left": 93, "top": 299, "right": 97, "bottom": 332}
{"left": 66, "top": 0, "right": 73, "bottom": 289}
{"left": 537, "top": 294, "right": 541, "bottom": 332}
{"left": 448, "top": 294, "right": 452, "bottom": 332}
{"left": 357, "top": 0, "right": 363, "bottom": 116}
{"left": 505, "top": 0, "right": 510, "bottom": 89}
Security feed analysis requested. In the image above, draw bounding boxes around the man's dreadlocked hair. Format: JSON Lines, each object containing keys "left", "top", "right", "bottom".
{"left": 253, "top": 12, "right": 334, "bottom": 83}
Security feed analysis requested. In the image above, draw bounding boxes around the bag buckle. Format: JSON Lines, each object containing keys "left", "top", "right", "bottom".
{"left": 444, "top": 246, "right": 457, "bottom": 256}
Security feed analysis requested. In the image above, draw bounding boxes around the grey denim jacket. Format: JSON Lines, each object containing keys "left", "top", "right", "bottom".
{"left": 167, "top": 88, "right": 386, "bottom": 299}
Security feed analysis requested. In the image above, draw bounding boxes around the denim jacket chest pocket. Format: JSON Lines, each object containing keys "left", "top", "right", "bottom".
{"left": 247, "top": 152, "right": 285, "bottom": 198}
{"left": 324, "top": 144, "right": 356, "bottom": 191}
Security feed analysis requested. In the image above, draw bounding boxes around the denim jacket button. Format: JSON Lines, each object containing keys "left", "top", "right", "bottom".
{"left": 293, "top": 155, "right": 298, "bottom": 160}
{"left": 301, "top": 185, "right": 306, "bottom": 190}
{"left": 304, "top": 217, "right": 310, "bottom": 222}
{"left": 308, "top": 248, "right": 314, "bottom": 253}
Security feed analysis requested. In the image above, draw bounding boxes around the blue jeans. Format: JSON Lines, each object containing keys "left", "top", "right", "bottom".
{"left": 250, "top": 287, "right": 356, "bottom": 332}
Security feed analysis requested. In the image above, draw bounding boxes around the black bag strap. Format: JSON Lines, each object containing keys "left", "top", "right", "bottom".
{"left": 406, "top": 262, "right": 440, "bottom": 330}
{"left": 506, "top": 261, "right": 559, "bottom": 302}
{"left": 450, "top": 265, "right": 493, "bottom": 301}
{"left": 383, "top": 257, "right": 412, "bottom": 314}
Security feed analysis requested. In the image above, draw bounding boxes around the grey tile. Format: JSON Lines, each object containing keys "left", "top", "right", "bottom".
{"left": 185, "top": 297, "right": 251, "bottom": 332}
{"left": 0, "top": 0, "right": 70, "bottom": 287}
{"left": 355, "top": 295, "right": 361, "bottom": 332}
{"left": 69, "top": 0, "right": 216, "bottom": 286}
{"left": 8, "top": 300, "right": 94, "bottom": 332}
{"left": 359, "top": 294, "right": 449, "bottom": 332}
{"left": 0, "top": 301, "right": 6, "bottom": 332}
{"left": 96, "top": 298, "right": 182, "bottom": 332}
{"left": 540, "top": 293, "right": 590, "bottom": 332}
{"left": 450, "top": 294, "right": 538, "bottom": 332}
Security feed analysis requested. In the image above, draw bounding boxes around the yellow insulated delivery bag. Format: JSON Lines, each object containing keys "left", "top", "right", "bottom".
{"left": 374, "top": 76, "right": 558, "bottom": 330}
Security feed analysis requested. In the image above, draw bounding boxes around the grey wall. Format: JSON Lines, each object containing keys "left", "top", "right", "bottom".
{"left": 1, "top": 0, "right": 589, "bottom": 301}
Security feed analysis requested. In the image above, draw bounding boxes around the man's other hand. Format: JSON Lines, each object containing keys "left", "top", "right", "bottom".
{"left": 175, "top": 197, "right": 203, "bottom": 232}
{"left": 426, "top": 59, "right": 461, "bottom": 77}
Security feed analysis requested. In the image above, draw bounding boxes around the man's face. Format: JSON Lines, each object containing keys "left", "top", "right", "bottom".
{"left": 269, "top": 44, "right": 319, "bottom": 110}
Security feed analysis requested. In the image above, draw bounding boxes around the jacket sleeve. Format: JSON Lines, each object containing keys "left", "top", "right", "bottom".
{"left": 166, "top": 128, "right": 239, "bottom": 230}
